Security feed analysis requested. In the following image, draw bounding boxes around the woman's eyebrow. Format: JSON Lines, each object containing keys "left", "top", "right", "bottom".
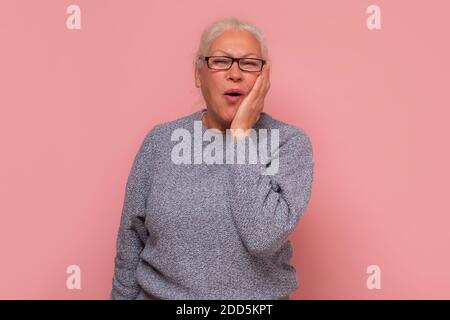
{"left": 212, "top": 50, "right": 259, "bottom": 57}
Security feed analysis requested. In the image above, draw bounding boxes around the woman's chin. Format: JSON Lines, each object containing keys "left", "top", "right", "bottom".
{"left": 219, "top": 107, "right": 237, "bottom": 123}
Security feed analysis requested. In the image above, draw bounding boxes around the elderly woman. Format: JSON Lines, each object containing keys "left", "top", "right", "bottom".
{"left": 110, "top": 17, "right": 314, "bottom": 300}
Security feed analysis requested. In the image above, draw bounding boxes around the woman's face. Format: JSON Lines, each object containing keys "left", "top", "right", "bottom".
{"left": 195, "top": 29, "right": 263, "bottom": 127}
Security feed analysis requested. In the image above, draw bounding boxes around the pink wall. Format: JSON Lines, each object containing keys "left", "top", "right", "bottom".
{"left": 1, "top": 0, "right": 449, "bottom": 299}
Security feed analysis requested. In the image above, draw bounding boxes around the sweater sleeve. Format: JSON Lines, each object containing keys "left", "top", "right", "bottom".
{"left": 225, "top": 128, "right": 314, "bottom": 258}
{"left": 110, "top": 128, "right": 155, "bottom": 300}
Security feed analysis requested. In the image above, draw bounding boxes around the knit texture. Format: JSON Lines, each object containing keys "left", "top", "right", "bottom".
{"left": 110, "top": 108, "right": 314, "bottom": 300}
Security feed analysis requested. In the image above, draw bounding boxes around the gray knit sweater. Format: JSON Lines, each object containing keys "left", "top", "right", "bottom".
{"left": 110, "top": 108, "right": 314, "bottom": 300}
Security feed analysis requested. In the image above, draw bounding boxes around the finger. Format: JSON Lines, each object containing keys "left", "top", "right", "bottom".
{"left": 252, "top": 74, "right": 264, "bottom": 95}
{"left": 246, "top": 82, "right": 259, "bottom": 103}
{"left": 261, "top": 62, "right": 269, "bottom": 79}
{"left": 261, "top": 71, "right": 270, "bottom": 94}
{"left": 264, "top": 60, "right": 270, "bottom": 77}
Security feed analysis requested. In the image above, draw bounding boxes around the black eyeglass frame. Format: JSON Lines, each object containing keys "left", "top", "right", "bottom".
{"left": 203, "top": 56, "right": 266, "bottom": 72}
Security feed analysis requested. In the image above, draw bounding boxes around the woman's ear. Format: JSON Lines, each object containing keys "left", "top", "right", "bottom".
{"left": 195, "top": 67, "right": 201, "bottom": 88}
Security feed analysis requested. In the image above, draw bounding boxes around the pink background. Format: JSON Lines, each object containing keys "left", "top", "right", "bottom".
{"left": 1, "top": 0, "right": 449, "bottom": 299}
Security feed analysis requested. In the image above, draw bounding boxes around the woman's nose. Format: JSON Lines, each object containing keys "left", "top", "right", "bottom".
{"left": 227, "top": 61, "right": 243, "bottom": 81}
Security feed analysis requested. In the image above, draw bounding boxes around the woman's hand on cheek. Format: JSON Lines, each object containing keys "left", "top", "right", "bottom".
{"left": 230, "top": 61, "right": 270, "bottom": 140}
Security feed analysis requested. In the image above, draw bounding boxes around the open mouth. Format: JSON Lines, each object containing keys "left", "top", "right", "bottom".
{"left": 224, "top": 92, "right": 243, "bottom": 104}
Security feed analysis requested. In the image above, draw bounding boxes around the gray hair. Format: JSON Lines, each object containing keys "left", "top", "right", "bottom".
{"left": 194, "top": 17, "right": 268, "bottom": 70}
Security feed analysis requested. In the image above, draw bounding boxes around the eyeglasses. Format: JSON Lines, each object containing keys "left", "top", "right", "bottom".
{"left": 203, "top": 56, "right": 266, "bottom": 72}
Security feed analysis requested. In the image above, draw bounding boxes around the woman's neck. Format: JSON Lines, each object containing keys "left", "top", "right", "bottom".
{"left": 201, "top": 110, "right": 228, "bottom": 134}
